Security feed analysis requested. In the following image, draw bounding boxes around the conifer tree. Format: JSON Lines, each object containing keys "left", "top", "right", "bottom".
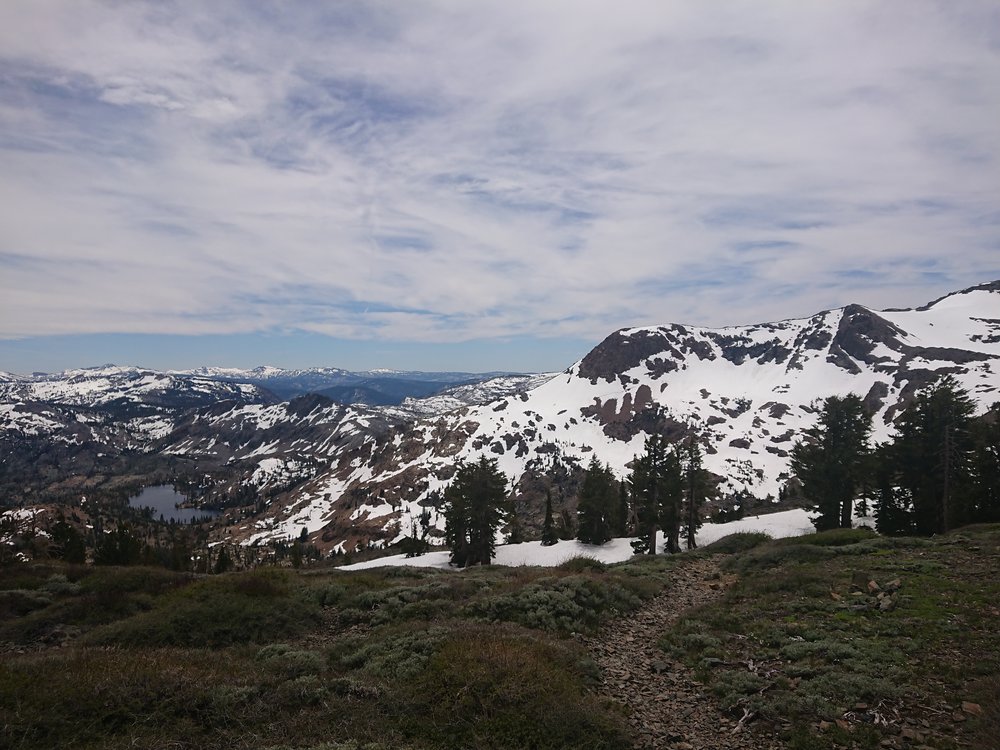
{"left": 884, "top": 376, "right": 976, "bottom": 534}
{"left": 541, "top": 489, "right": 558, "bottom": 546}
{"left": 790, "top": 394, "right": 872, "bottom": 531}
{"left": 628, "top": 435, "right": 682, "bottom": 554}
{"left": 872, "top": 442, "right": 915, "bottom": 536}
{"left": 94, "top": 525, "right": 143, "bottom": 566}
{"left": 50, "top": 515, "right": 86, "bottom": 563}
{"left": 577, "top": 456, "right": 615, "bottom": 544}
{"left": 969, "top": 403, "right": 1000, "bottom": 522}
{"left": 444, "top": 457, "right": 508, "bottom": 567}
{"left": 615, "top": 481, "right": 630, "bottom": 537}
{"left": 681, "top": 436, "right": 712, "bottom": 549}
{"left": 214, "top": 545, "right": 233, "bottom": 573}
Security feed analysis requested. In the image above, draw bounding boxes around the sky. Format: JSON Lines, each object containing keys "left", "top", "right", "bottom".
{"left": 1, "top": 1, "right": 998, "bottom": 375}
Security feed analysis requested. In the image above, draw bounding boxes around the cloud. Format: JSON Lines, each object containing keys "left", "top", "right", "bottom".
{"left": 0, "top": 0, "right": 998, "bottom": 351}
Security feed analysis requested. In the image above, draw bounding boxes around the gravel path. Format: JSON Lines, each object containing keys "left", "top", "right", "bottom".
{"left": 583, "top": 556, "right": 785, "bottom": 750}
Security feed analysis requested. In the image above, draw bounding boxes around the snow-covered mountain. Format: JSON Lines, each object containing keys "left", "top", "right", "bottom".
{"left": 0, "top": 365, "right": 274, "bottom": 412}
{"left": 156, "top": 281, "right": 1000, "bottom": 552}
{"left": 3, "top": 282, "right": 999, "bottom": 553}
{"left": 171, "top": 365, "right": 524, "bottom": 402}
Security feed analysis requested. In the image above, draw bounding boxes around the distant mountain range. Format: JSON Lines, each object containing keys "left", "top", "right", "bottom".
{"left": 3, "top": 280, "right": 999, "bottom": 554}
{"left": 170, "top": 366, "right": 526, "bottom": 404}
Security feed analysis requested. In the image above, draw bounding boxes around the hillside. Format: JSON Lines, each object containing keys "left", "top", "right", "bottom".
{"left": 2, "top": 282, "right": 998, "bottom": 554}
{"left": 2, "top": 525, "right": 996, "bottom": 750}
{"left": 190, "top": 281, "right": 1000, "bottom": 551}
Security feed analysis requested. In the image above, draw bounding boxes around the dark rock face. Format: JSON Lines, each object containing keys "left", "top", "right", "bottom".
{"left": 862, "top": 382, "right": 890, "bottom": 416}
{"left": 765, "top": 402, "right": 791, "bottom": 419}
{"left": 827, "top": 305, "right": 907, "bottom": 374}
{"left": 287, "top": 393, "right": 334, "bottom": 418}
{"left": 704, "top": 332, "right": 791, "bottom": 366}
{"left": 577, "top": 325, "right": 716, "bottom": 383}
{"left": 578, "top": 329, "right": 673, "bottom": 382}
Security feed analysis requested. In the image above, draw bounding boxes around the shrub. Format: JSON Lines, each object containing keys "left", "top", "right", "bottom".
{"left": 703, "top": 532, "right": 772, "bottom": 554}
{"left": 338, "top": 624, "right": 450, "bottom": 679}
{"left": 258, "top": 645, "right": 326, "bottom": 678}
{"left": 557, "top": 556, "right": 608, "bottom": 573}
{"left": 774, "top": 528, "right": 876, "bottom": 548}
{"left": 0, "top": 589, "right": 52, "bottom": 618}
{"left": 41, "top": 573, "right": 81, "bottom": 596}
{"left": 275, "top": 675, "right": 327, "bottom": 707}
{"left": 466, "top": 575, "right": 641, "bottom": 633}
{"left": 402, "top": 624, "right": 629, "bottom": 749}
{"left": 728, "top": 543, "right": 834, "bottom": 573}
{"left": 83, "top": 571, "right": 321, "bottom": 647}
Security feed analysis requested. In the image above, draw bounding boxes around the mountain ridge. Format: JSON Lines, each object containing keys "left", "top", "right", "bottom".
{"left": 2, "top": 281, "right": 999, "bottom": 554}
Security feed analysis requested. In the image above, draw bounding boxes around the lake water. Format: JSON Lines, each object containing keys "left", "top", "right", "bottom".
{"left": 129, "top": 485, "right": 221, "bottom": 524}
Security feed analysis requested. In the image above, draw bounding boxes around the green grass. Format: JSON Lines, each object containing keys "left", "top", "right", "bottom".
{"left": 659, "top": 524, "right": 1000, "bottom": 749}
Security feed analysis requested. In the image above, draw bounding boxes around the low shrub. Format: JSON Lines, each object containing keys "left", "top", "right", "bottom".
{"left": 774, "top": 528, "right": 877, "bottom": 548}
{"left": 727, "top": 543, "right": 834, "bottom": 573}
{"left": 338, "top": 623, "right": 450, "bottom": 679}
{"left": 466, "top": 575, "right": 641, "bottom": 633}
{"left": 402, "top": 624, "right": 629, "bottom": 749}
{"left": 703, "top": 532, "right": 772, "bottom": 554}
{"left": 557, "top": 556, "right": 608, "bottom": 573}
{"left": 275, "top": 675, "right": 327, "bottom": 707}
{"left": 258, "top": 645, "right": 326, "bottom": 678}
{"left": 83, "top": 571, "right": 321, "bottom": 647}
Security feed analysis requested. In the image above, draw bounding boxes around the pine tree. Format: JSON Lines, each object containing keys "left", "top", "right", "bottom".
{"left": 214, "top": 545, "right": 233, "bottom": 573}
{"left": 49, "top": 515, "right": 86, "bottom": 563}
{"left": 887, "top": 376, "right": 976, "bottom": 534}
{"left": 444, "top": 457, "right": 509, "bottom": 567}
{"left": 94, "top": 525, "right": 143, "bottom": 566}
{"left": 790, "top": 394, "right": 872, "bottom": 531}
{"left": 872, "top": 442, "right": 915, "bottom": 536}
{"left": 681, "top": 436, "right": 712, "bottom": 549}
{"left": 969, "top": 403, "right": 1000, "bottom": 522}
{"left": 615, "top": 481, "right": 630, "bottom": 537}
{"left": 541, "top": 490, "right": 558, "bottom": 546}
{"left": 628, "top": 435, "right": 682, "bottom": 554}
{"left": 577, "top": 456, "right": 615, "bottom": 544}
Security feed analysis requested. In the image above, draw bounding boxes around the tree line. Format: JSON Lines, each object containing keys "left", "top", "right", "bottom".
{"left": 790, "top": 376, "right": 1000, "bottom": 535}
{"left": 442, "top": 433, "right": 716, "bottom": 567}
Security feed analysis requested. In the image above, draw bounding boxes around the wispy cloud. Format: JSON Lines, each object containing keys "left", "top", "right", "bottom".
{"left": 0, "top": 0, "right": 998, "bottom": 357}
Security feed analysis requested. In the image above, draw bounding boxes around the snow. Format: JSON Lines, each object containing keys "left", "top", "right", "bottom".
{"left": 339, "top": 509, "right": 816, "bottom": 570}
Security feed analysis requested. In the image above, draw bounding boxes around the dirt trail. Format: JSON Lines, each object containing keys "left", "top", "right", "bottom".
{"left": 583, "top": 555, "right": 784, "bottom": 750}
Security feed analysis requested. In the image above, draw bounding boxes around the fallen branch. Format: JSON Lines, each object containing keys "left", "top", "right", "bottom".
{"left": 731, "top": 707, "right": 754, "bottom": 734}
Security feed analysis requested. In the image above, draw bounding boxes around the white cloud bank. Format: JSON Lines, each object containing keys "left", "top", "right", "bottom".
{"left": 0, "top": 1, "right": 998, "bottom": 346}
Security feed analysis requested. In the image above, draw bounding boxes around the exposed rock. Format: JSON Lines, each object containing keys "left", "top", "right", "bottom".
{"left": 961, "top": 701, "right": 982, "bottom": 716}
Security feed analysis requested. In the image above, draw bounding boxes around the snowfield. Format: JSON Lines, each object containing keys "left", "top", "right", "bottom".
{"left": 339, "top": 508, "right": 817, "bottom": 570}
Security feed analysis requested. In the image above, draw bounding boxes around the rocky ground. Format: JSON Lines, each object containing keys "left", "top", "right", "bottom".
{"left": 584, "top": 555, "right": 784, "bottom": 750}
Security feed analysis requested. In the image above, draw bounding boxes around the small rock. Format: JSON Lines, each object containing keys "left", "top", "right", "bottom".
{"left": 868, "top": 580, "right": 882, "bottom": 594}
{"left": 830, "top": 591, "right": 842, "bottom": 601}
{"left": 885, "top": 578, "right": 902, "bottom": 592}
{"left": 650, "top": 660, "right": 670, "bottom": 674}
{"left": 673, "top": 742, "right": 694, "bottom": 750}
{"left": 854, "top": 702, "right": 869, "bottom": 710}
{"left": 900, "top": 727, "right": 924, "bottom": 742}
{"left": 962, "top": 701, "right": 983, "bottom": 716}
{"left": 836, "top": 719, "right": 852, "bottom": 731}
{"left": 879, "top": 596, "right": 895, "bottom": 612}
{"left": 818, "top": 720, "right": 832, "bottom": 732}
{"left": 952, "top": 710, "right": 966, "bottom": 722}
